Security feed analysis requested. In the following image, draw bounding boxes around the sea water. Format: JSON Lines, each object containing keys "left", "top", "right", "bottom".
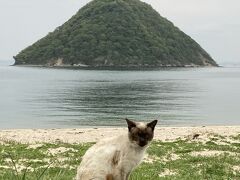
{"left": 0, "top": 63, "right": 240, "bottom": 128}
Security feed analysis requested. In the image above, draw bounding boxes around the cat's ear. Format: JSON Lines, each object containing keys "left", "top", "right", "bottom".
{"left": 126, "top": 118, "right": 136, "bottom": 131}
{"left": 147, "top": 120, "right": 158, "bottom": 131}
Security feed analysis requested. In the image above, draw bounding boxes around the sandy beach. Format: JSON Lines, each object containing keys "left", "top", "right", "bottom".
{"left": 1, "top": 126, "right": 240, "bottom": 179}
{"left": 0, "top": 126, "right": 239, "bottom": 144}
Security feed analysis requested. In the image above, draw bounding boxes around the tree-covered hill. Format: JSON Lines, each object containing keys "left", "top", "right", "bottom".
{"left": 14, "top": 0, "right": 218, "bottom": 67}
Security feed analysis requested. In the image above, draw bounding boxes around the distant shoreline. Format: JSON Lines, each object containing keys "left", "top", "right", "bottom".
{"left": 12, "top": 64, "right": 219, "bottom": 70}
{"left": 1, "top": 126, "right": 239, "bottom": 144}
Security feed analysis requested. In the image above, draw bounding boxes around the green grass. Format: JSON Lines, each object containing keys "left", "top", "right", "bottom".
{"left": 0, "top": 134, "right": 239, "bottom": 180}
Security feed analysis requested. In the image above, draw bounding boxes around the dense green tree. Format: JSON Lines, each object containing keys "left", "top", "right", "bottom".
{"left": 14, "top": 0, "right": 218, "bottom": 67}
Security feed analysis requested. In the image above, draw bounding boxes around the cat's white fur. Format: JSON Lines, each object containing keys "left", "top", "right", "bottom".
{"left": 76, "top": 133, "right": 147, "bottom": 180}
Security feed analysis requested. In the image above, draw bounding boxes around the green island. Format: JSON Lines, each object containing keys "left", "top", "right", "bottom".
{"left": 14, "top": 0, "right": 218, "bottom": 68}
{"left": 1, "top": 134, "right": 240, "bottom": 179}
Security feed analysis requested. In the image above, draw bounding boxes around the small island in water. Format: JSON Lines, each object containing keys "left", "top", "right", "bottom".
{"left": 14, "top": 0, "right": 218, "bottom": 68}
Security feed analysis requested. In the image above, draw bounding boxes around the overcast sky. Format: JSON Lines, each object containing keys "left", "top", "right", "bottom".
{"left": 0, "top": 0, "right": 239, "bottom": 65}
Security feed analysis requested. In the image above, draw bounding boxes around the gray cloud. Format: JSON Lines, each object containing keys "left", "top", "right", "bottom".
{"left": 0, "top": 0, "right": 239, "bottom": 65}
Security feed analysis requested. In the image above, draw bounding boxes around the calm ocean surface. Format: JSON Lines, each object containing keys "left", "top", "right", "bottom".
{"left": 0, "top": 63, "right": 240, "bottom": 129}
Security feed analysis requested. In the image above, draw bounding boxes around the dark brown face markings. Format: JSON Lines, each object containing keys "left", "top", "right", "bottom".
{"left": 112, "top": 150, "right": 120, "bottom": 166}
{"left": 128, "top": 126, "right": 154, "bottom": 147}
{"left": 126, "top": 119, "right": 158, "bottom": 147}
{"left": 106, "top": 174, "right": 114, "bottom": 180}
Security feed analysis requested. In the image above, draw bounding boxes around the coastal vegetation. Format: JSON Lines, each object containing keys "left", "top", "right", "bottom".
{"left": 14, "top": 0, "right": 218, "bottom": 67}
{"left": 1, "top": 134, "right": 239, "bottom": 179}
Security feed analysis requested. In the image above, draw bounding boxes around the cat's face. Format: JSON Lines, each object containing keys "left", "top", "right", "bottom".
{"left": 126, "top": 119, "right": 158, "bottom": 147}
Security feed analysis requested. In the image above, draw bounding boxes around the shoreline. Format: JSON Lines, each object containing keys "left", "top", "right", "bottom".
{"left": 0, "top": 125, "right": 239, "bottom": 144}
{"left": 12, "top": 64, "right": 219, "bottom": 69}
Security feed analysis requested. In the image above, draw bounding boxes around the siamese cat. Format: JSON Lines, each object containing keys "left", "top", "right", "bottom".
{"left": 76, "top": 118, "right": 158, "bottom": 180}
